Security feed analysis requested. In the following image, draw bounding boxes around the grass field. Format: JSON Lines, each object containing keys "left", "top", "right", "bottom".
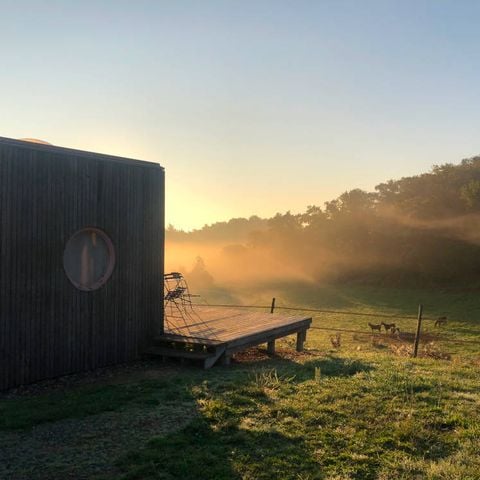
{"left": 1, "top": 284, "right": 479, "bottom": 480}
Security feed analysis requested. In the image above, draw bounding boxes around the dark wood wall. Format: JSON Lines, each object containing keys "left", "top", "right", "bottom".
{"left": 0, "top": 138, "right": 164, "bottom": 390}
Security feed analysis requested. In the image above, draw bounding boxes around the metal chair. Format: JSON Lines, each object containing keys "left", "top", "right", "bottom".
{"left": 163, "top": 272, "right": 201, "bottom": 327}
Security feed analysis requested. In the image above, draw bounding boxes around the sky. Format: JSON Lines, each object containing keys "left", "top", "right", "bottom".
{"left": 1, "top": 0, "right": 480, "bottom": 230}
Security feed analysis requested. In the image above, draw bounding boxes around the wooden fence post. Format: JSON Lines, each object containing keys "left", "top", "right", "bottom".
{"left": 413, "top": 304, "right": 423, "bottom": 358}
{"left": 270, "top": 297, "right": 276, "bottom": 314}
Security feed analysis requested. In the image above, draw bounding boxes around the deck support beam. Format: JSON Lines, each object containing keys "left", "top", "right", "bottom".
{"left": 296, "top": 330, "right": 307, "bottom": 352}
{"left": 220, "top": 353, "right": 232, "bottom": 366}
{"left": 267, "top": 340, "right": 275, "bottom": 356}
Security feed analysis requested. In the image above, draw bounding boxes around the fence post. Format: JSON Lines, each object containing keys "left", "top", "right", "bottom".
{"left": 413, "top": 304, "right": 423, "bottom": 358}
{"left": 270, "top": 297, "right": 276, "bottom": 314}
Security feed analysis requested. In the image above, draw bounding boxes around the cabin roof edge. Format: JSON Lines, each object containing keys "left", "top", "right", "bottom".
{"left": 0, "top": 136, "right": 164, "bottom": 170}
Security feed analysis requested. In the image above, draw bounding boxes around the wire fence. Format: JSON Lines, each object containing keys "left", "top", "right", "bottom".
{"left": 194, "top": 301, "right": 434, "bottom": 320}
{"left": 193, "top": 299, "right": 480, "bottom": 348}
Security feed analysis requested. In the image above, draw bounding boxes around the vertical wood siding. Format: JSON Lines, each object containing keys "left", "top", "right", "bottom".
{"left": 0, "top": 139, "right": 164, "bottom": 390}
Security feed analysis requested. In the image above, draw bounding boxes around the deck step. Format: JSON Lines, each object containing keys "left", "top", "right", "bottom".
{"left": 153, "top": 336, "right": 225, "bottom": 353}
{"left": 144, "top": 344, "right": 227, "bottom": 369}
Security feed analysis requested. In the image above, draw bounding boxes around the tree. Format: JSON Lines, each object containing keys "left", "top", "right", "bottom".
{"left": 187, "top": 256, "right": 214, "bottom": 289}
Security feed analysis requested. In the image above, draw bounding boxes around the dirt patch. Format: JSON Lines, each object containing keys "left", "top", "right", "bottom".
{"left": 389, "top": 341, "right": 452, "bottom": 360}
{"left": 233, "top": 346, "right": 321, "bottom": 364}
{"left": 397, "top": 331, "right": 441, "bottom": 342}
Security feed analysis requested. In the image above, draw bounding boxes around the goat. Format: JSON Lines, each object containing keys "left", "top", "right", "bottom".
{"left": 381, "top": 321, "right": 396, "bottom": 332}
{"left": 330, "top": 333, "right": 341, "bottom": 349}
{"left": 391, "top": 327, "right": 401, "bottom": 337}
{"left": 368, "top": 322, "right": 382, "bottom": 333}
{"left": 435, "top": 316, "right": 448, "bottom": 327}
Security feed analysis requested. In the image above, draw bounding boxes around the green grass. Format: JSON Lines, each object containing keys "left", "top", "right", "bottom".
{"left": 110, "top": 356, "right": 480, "bottom": 480}
{"left": 1, "top": 284, "right": 479, "bottom": 480}
{"left": 0, "top": 378, "right": 191, "bottom": 431}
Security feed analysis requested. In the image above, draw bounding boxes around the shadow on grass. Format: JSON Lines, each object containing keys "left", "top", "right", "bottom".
{"left": 301, "top": 355, "right": 373, "bottom": 378}
{"left": 116, "top": 418, "right": 322, "bottom": 480}
{"left": 0, "top": 379, "right": 186, "bottom": 431}
{"left": 249, "top": 354, "right": 374, "bottom": 383}
{"left": 2, "top": 351, "right": 461, "bottom": 480}
{"left": 0, "top": 348, "right": 379, "bottom": 479}
{"left": 112, "top": 356, "right": 375, "bottom": 480}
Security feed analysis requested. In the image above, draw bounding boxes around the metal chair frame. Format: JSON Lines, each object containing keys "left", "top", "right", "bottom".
{"left": 163, "top": 272, "right": 202, "bottom": 329}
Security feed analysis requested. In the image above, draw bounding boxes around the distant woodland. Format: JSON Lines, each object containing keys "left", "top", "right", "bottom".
{"left": 167, "top": 157, "right": 480, "bottom": 288}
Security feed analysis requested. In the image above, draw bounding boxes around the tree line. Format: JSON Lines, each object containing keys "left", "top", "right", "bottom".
{"left": 167, "top": 156, "right": 480, "bottom": 286}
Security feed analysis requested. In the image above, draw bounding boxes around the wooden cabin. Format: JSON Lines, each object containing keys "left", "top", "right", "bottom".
{"left": 0, "top": 137, "right": 164, "bottom": 390}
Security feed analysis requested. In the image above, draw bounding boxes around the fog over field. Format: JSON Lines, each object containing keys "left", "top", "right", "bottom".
{"left": 166, "top": 157, "right": 480, "bottom": 294}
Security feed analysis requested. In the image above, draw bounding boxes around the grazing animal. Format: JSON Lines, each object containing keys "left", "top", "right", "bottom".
{"left": 391, "top": 327, "right": 401, "bottom": 337}
{"left": 435, "top": 316, "right": 448, "bottom": 327}
{"left": 368, "top": 322, "right": 382, "bottom": 333}
{"left": 330, "top": 333, "right": 341, "bottom": 349}
{"left": 381, "top": 321, "right": 396, "bottom": 332}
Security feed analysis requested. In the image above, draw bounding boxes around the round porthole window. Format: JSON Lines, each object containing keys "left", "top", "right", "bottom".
{"left": 63, "top": 228, "right": 115, "bottom": 291}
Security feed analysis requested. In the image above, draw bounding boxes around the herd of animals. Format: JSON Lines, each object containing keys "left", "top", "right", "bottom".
{"left": 368, "top": 316, "right": 448, "bottom": 334}
{"left": 329, "top": 316, "right": 448, "bottom": 349}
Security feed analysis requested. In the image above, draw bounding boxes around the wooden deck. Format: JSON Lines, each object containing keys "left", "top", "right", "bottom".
{"left": 144, "top": 306, "right": 312, "bottom": 368}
